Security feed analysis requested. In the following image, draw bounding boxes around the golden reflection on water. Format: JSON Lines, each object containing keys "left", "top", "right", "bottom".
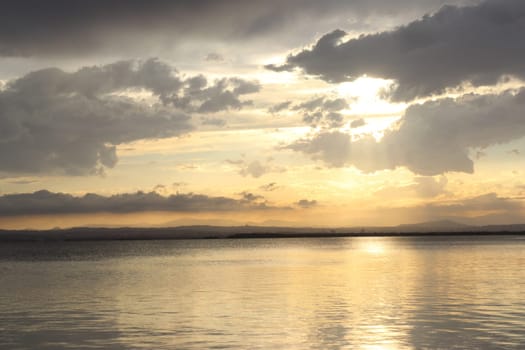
{"left": 359, "top": 239, "right": 388, "bottom": 255}
{"left": 109, "top": 238, "right": 421, "bottom": 349}
{"left": 1, "top": 237, "right": 525, "bottom": 349}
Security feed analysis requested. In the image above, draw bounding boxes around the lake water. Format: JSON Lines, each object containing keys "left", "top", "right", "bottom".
{"left": 1, "top": 236, "right": 525, "bottom": 349}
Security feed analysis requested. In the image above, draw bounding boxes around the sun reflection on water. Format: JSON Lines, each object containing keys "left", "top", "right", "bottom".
{"left": 359, "top": 239, "right": 387, "bottom": 255}
{"left": 4, "top": 238, "right": 525, "bottom": 349}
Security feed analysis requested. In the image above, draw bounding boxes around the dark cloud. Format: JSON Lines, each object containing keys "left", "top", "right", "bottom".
{"left": 259, "top": 182, "right": 279, "bottom": 191}
{"left": 201, "top": 117, "right": 227, "bottom": 127}
{"left": 0, "top": 190, "right": 277, "bottom": 216}
{"left": 0, "top": 59, "right": 258, "bottom": 175}
{"left": 268, "top": 101, "right": 292, "bottom": 114}
{"left": 268, "top": 0, "right": 525, "bottom": 101}
{"left": 239, "top": 191, "right": 266, "bottom": 203}
{"left": 153, "top": 184, "right": 167, "bottom": 191}
{"left": 286, "top": 88, "right": 525, "bottom": 175}
{"left": 287, "top": 131, "right": 352, "bottom": 168}
{"left": 295, "top": 199, "right": 318, "bottom": 208}
{"left": 205, "top": 53, "right": 224, "bottom": 62}
{"left": 0, "top": 0, "right": 473, "bottom": 57}
{"left": 166, "top": 76, "right": 260, "bottom": 113}
{"left": 292, "top": 96, "right": 347, "bottom": 112}
{"left": 350, "top": 118, "right": 366, "bottom": 128}
{"left": 274, "top": 96, "right": 349, "bottom": 128}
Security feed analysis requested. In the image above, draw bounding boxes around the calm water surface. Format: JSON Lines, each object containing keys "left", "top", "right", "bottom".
{"left": 1, "top": 236, "right": 525, "bottom": 349}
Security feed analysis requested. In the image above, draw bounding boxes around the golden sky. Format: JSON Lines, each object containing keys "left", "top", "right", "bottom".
{"left": 0, "top": 0, "right": 524, "bottom": 229}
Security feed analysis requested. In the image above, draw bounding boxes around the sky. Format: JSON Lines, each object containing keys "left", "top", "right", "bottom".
{"left": 1, "top": 0, "right": 524, "bottom": 229}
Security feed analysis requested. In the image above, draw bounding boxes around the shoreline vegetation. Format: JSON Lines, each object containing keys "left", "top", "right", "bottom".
{"left": 1, "top": 221, "right": 525, "bottom": 241}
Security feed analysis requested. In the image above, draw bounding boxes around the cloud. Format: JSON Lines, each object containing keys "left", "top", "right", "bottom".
{"left": 259, "top": 182, "right": 279, "bottom": 191}
{"left": 0, "top": 190, "right": 279, "bottom": 216}
{"left": 292, "top": 96, "right": 347, "bottom": 112}
{"left": 295, "top": 199, "right": 318, "bottom": 208}
{"left": 240, "top": 160, "right": 270, "bottom": 178}
{"left": 172, "top": 182, "right": 188, "bottom": 189}
{"left": 375, "top": 176, "right": 449, "bottom": 199}
{"left": 161, "top": 75, "right": 259, "bottom": 113}
{"left": 6, "top": 179, "right": 39, "bottom": 185}
{"left": 191, "top": 78, "right": 260, "bottom": 113}
{"left": 0, "top": 0, "right": 472, "bottom": 57}
{"left": 268, "top": 0, "right": 525, "bottom": 101}
{"left": 201, "top": 117, "right": 226, "bottom": 127}
{"left": 0, "top": 59, "right": 258, "bottom": 175}
{"left": 386, "top": 192, "right": 524, "bottom": 225}
{"left": 271, "top": 95, "right": 349, "bottom": 128}
{"left": 239, "top": 191, "right": 266, "bottom": 203}
{"left": 350, "top": 118, "right": 366, "bottom": 128}
{"left": 432, "top": 192, "right": 522, "bottom": 213}
{"left": 227, "top": 158, "right": 285, "bottom": 178}
{"left": 268, "top": 101, "right": 292, "bottom": 114}
{"left": 286, "top": 131, "right": 352, "bottom": 168}
{"left": 286, "top": 88, "right": 525, "bottom": 175}
{"left": 412, "top": 176, "right": 449, "bottom": 198}
{"left": 205, "top": 52, "right": 224, "bottom": 62}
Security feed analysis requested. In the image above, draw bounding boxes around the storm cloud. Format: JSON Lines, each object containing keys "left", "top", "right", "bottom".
{"left": 0, "top": 59, "right": 258, "bottom": 175}
{"left": 287, "top": 88, "right": 525, "bottom": 175}
{"left": 0, "top": 190, "right": 276, "bottom": 216}
{"left": 0, "top": 0, "right": 474, "bottom": 57}
{"left": 268, "top": 0, "right": 525, "bottom": 101}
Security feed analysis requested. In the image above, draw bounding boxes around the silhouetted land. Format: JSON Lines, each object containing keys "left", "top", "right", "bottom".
{"left": 1, "top": 221, "right": 525, "bottom": 241}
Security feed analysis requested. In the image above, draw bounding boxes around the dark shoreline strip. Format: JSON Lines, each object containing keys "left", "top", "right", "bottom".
{"left": 0, "top": 229, "right": 524, "bottom": 242}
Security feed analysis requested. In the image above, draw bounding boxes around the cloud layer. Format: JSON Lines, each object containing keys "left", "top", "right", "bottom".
{"left": 268, "top": 0, "right": 525, "bottom": 101}
{"left": 388, "top": 192, "right": 524, "bottom": 225}
{"left": 0, "top": 59, "right": 258, "bottom": 175}
{"left": 0, "top": 190, "right": 276, "bottom": 216}
{"left": 287, "top": 88, "right": 525, "bottom": 175}
{"left": 0, "top": 0, "right": 472, "bottom": 57}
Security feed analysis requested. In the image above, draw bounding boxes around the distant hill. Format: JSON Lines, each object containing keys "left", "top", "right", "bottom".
{"left": 0, "top": 221, "right": 524, "bottom": 241}
{"left": 395, "top": 220, "right": 474, "bottom": 232}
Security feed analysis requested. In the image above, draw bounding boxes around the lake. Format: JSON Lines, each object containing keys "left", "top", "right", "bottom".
{"left": 1, "top": 236, "right": 525, "bottom": 349}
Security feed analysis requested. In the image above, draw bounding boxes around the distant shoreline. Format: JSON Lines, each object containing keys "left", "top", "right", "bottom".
{"left": 1, "top": 224, "right": 525, "bottom": 242}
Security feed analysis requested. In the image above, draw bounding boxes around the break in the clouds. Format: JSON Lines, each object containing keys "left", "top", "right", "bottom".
{"left": 268, "top": 0, "right": 525, "bottom": 101}
{"left": 0, "top": 59, "right": 258, "bottom": 175}
{"left": 0, "top": 190, "right": 279, "bottom": 216}
{"left": 287, "top": 88, "right": 525, "bottom": 175}
{"left": 0, "top": 0, "right": 472, "bottom": 57}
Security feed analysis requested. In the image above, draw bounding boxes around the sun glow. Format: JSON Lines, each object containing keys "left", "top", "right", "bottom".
{"left": 360, "top": 239, "right": 387, "bottom": 255}
{"left": 336, "top": 77, "right": 406, "bottom": 116}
